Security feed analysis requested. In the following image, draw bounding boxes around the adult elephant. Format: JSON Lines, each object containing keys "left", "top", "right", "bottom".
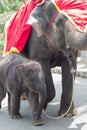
{"left": 22, "top": 0, "right": 78, "bottom": 116}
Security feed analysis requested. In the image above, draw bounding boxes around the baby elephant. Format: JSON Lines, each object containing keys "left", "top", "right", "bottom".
{"left": 0, "top": 53, "right": 47, "bottom": 126}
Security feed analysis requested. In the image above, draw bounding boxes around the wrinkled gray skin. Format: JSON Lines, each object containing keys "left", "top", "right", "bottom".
{"left": 22, "top": 0, "right": 78, "bottom": 116}
{"left": 0, "top": 53, "right": 47, "bottom": 126}
{"left": 54, "top": 13, "right": 87, "bottom": 50}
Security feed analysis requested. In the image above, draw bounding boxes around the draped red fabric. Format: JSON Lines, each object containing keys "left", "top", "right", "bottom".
{"left": 54, "top": 0, "right": 87, "bottom": 32}
{"left": 3, "top": 0, "right": 44, "bottom": 56}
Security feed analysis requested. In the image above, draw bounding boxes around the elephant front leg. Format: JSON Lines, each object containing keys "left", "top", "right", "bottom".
{"left": 10, "top": 93, "right": 22, "bottom": 119}
{"left": 59, "top": 57, "right": 77, "bottom": 117}
{"left": 8, "top": 92, "right": 11, "bottom": 114}
{"left": 28, "top": 92, "right": 44, "bottom": 126}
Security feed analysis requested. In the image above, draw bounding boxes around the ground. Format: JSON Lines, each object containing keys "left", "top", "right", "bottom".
{"left": 0, "top": 73, "right": 87, "bottom": 130}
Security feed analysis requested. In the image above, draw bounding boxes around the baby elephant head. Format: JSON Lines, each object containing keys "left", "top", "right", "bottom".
{"left": 14, "top": 60, "right": 46, "bottom": 90}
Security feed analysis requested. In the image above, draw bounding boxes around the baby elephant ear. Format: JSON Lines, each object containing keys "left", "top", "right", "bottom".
{"left": 14, "top": 64, "right": 24, "bottom": 83}
{"left": 27, "top": 15, "right": 44, "bottom": 37}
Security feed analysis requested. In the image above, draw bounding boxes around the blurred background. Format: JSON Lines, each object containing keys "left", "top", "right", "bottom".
{"left": 0, "top": 0, "right": 23, "bottom": 53}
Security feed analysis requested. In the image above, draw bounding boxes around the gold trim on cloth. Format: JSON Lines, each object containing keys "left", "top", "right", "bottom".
{"left": 51, "top": 0, "right": 60, "bottom": 12}
{"left": 3, "top": 47, "right": 19, "bottom": 57}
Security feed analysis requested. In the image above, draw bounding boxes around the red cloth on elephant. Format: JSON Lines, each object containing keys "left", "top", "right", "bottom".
{"left": 3, "top": 0, "right": 44, "bottom": 56}
{"left": 3, "top": 0, "right": 87, "bottom": 56}
{"left": 53, "top": 0, "right": 87, "bottom": 32}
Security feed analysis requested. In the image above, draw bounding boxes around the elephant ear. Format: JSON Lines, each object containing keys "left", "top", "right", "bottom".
{"left": 32, "top": 22, "right": 44, "bottom": 37}
{"left": 14, "top": 64, "right": 24, "bottom": 83}
{"left": 27, "top": 15, "right": 44, "bottom": 37}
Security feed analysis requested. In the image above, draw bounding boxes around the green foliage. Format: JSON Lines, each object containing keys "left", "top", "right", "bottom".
{"left": 0, "top": 0, "right": 23, "bottom": 51}
{"left": 8, "top": 0, "right": 22, "bottom": 11}
{"left": 0, "top": 32, "right": 4, "bottom": 52}
{"left": 0, "top": 0, "right": 22, "bottom": 13}
{"left": 0, "top": 0, "right": 9, "bottom": 13}
{"left": 0, "top": 11, "right": 15, "bottom": 31}
{"left": 0, "top": 11, "right": 16, "bottom": 50}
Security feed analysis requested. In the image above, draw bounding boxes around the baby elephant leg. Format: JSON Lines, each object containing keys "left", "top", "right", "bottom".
{"left": 10, "top": 93, "right": 22, "bottom": 119}
{"left": 8, "top": 93, "right": 11, "bottom": 114}
{"left": 28, "top": 92, "right": 44, "bottom": 126}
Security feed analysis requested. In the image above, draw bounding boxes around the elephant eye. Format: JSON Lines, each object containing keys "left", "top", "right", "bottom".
{"left": 56, "top": 20, "right": 64, "bottom": 31}
{"left": 56, "top": 19, "right": 63, "bottom": 27}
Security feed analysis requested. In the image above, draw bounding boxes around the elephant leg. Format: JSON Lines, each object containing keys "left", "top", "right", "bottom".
{"left": 40, "top": 61, "right": 55, "bottom": 103}
{"left": 8, "top": 92, "right": 11, "bottom": 114}
{"left": 59, "top": 57, "right": 77, "bottom": 116}
{"left": 28, "top": 92, "right": 44, "bottom": 126}
{"left": 35, "top": 86, "right": 47, "bottom": 123}
{"left": 10, "top": 92, "right": 22, "bottom": 119}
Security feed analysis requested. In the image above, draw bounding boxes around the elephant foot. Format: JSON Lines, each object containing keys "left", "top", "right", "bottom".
{"left": 11, "top": 113, "right": 22, "bottom": 119}
{"left": 58, "top": 108, "right": 77, "bottom": 117}
{"left": 33, "top": 118, "right": 44, "bottom": 126}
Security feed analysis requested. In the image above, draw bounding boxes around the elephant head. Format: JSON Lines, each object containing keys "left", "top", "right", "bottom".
{"left": 14, "top": 60, "right": 46, "bottom": 88}
{"left": 28, "top": 0, "right": 87, "bottom": 51}
{"left": 27, "top": 0, "right": 66, "bottom": 51}
{"left": 14, "top": 60, "right": 47, "bottom": 109}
